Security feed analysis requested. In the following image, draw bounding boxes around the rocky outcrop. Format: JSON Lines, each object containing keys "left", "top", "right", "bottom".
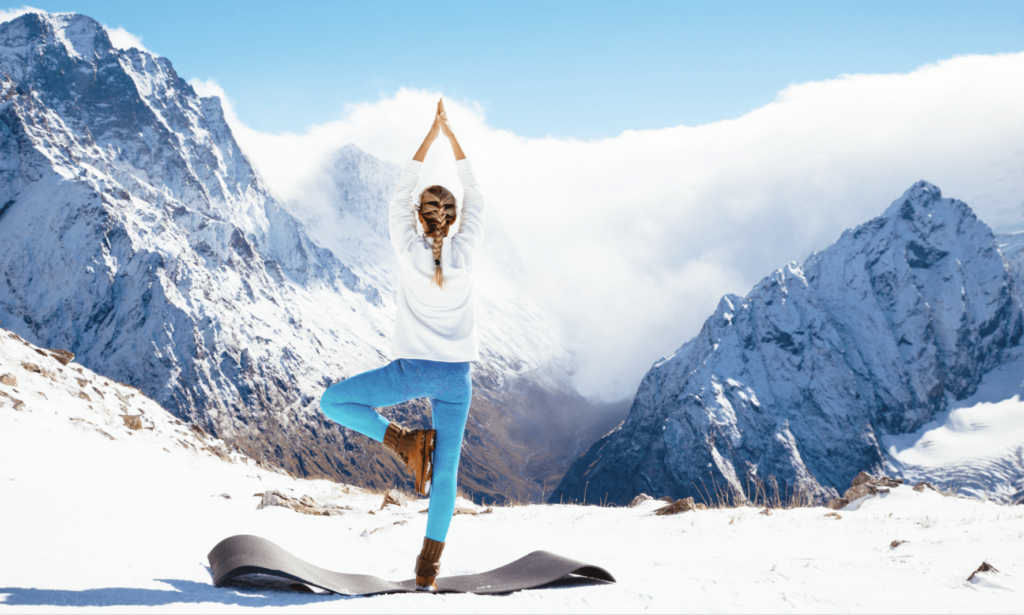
{"left": 654, "top": 497, "right": 697, "bottom": 516}
{"left": 256, "top": 490, "right": 351, "bottom": 516}
{"left": 554, "top": 182, "right": 1022, "bottom": 506}
{"left": 826, "top": 472, "right": 903, "bottom": 509}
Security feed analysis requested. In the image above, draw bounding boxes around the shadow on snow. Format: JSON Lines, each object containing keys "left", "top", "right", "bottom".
{"left": 0, "top": 578, "right": 343, "bottom": 608}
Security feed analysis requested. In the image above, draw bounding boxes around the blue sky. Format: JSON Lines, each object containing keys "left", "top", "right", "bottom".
{"left": 4, "top": 0, "right": 1024, "bottom": 139}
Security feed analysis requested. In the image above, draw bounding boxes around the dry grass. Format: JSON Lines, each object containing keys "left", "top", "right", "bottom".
{"left": 685, "top": 475, "right": 817, "bottom": 510}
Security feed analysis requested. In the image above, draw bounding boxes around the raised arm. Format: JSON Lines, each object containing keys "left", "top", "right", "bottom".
{"left": 413, "top": 100, "right": 444, "bottom": 162}
{"left": 438, "top": 100, "right": 466, "bottom": 161}
{"left": 390, "top": 104, "right": 443, "bottom": 254}
{"left": 439, "top": 103, "right": 483, "bottom": 248}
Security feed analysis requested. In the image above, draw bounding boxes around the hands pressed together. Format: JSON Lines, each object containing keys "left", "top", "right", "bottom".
{"left": 414, "top": 99, "right": 465, "bottom": 162}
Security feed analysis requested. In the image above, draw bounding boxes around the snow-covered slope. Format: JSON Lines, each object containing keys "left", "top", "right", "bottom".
{"left": 884, "top": 347, "right": 1024, "bottom": 503}
{"left": 0, "top": 11, "right": 599, "bottom": 504}
{"left": 554, "top": 182, "right": 1023, "bottom": 505}
{"left": 2, "top": 331, "right": 1022, "bottom": 613}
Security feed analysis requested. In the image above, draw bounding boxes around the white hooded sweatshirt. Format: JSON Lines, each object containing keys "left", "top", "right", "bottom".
{"left": 388, "top": 158, "right": 485, "bottom": 362}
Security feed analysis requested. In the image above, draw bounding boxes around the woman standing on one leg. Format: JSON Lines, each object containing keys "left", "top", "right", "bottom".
{"left": 319, "top": 99, "right": 484, "bottom": 591}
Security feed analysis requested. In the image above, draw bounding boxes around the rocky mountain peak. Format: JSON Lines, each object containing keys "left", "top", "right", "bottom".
{"left": 554, "top": 183, "right": 1022, "bottom": 506}
{"left": 0, "top": 12, "right": 114, "bottom": 65}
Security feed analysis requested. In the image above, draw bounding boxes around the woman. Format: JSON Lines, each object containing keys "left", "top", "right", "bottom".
{"left": 319, "top": 99, "right": 483, "bottom": 591}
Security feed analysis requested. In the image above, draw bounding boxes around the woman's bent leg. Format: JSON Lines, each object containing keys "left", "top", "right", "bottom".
{"left": 319, "top": 361, "right": 409, "bottom": 442}
{"left": 424, "top": 396, "right": 471, "bottom": 542}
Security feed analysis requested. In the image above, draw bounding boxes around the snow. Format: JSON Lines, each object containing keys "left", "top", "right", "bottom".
{"left": 3, "top": 329, "right": 1023, "bottom": 613}
{"left": 885, "top": 349, "right": 1024, "bottom": 502}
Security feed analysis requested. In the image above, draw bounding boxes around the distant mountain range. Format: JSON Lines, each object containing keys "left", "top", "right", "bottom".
{"left": 0, "top": 12, "right": 626, "bottom": 503}
{"left": 554, "top": 181, "right": 1024, "bottom": 505}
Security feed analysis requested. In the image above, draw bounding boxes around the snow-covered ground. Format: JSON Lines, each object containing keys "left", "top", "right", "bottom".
{"left": 2, "top": 332, "right": 1023, "bottom": 613}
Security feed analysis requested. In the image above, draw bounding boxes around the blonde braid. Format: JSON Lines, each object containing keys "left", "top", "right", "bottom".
{"left": 418, "top": 185, "right": 458, "bottom": 289}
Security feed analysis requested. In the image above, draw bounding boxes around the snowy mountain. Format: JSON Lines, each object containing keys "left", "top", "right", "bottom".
{"left": 554, "top": 181, "right": 1024, "bottom": 505}
{"left": 0, "top": 11, "right": 616, "bottom": 503}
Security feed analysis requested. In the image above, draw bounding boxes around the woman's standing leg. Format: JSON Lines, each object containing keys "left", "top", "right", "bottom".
{"left": 424, "top": 395, "right": 471, "bottom": 542}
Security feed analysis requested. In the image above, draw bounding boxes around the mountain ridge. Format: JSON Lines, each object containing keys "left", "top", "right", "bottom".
{"left": 553, "top": 181, "right": 1023, "bottom": 505}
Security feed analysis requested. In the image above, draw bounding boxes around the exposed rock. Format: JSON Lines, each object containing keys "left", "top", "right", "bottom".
{"left": 825, "top": 512, "right": 842, "bottom": 520}
{"left": 0, "top": 389, "right": 25, "bottom": 410}
{"left": 827, "top": 472, "right": 903, "bottom": 510}
{"left": 204, "top": 445, "right": 231, "bottom": 462}
{"left": 658, "top": 496, "right": 674, "bottom": 503}
{"left": 256, "top": 490, "right": 349, "bottom": 516}
{"left": 967, "top": 562, "right": 999, "bottom": 582}
{"left": 759, "top": 508, "right": 772, "bottom": 516}
{"left": 20, "top": 362, "right": 41, "bottom": 374}
{"left": 627, "top": 493, "right": 653, "bottom": 508}
{"left": 890, "top": 540, "right": 907, "bottom": 549}
{"left": 419, "top": 505, "right": 493, "bottom": 515}
{"left": 46, "top": 349, "right": 75, "bottom": 366}
{"left": 380, "top": 489, "right": 408, "bottom": 509}
{"left": 120, "top": 414, "right": 142, "bottom": 430}
{"left": 0, "top": 374, "right": 16, "bottom": 386}
{"left": 655, "top": 496, "right": 696, "bottom": 516}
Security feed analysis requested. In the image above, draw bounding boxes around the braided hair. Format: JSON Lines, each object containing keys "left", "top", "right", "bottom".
{"left": 418, "top": 185, "right": 458, "bottom": 289}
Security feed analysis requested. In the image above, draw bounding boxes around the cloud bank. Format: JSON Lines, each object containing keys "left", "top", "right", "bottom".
{"left": 194, "top": 53, "right": 1024, "bottom": 400}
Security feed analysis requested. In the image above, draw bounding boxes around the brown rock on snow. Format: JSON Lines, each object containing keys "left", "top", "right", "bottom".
{"left": 20, "top": 362, "right": 41, "bottom": 374}
{"left": 380, "top": 488, "right": 408, "bottom": 509}
{"left": 0, "top": 389, "right": 25, "bottom": 410}
{"left": 46, "top": 349, "right": 75, "bottom": 366}
{"left": 120, "top": 414, "right": 143, "bottom": 430}
{"left": 655, "top": 496, "right": 696, "bottom": 516}
{"left": 627, "top": 493, "right": 653, "bottom": 508}
{"left": 0, "top": 374, "right": 16, "bottom": 386}
{"left": 420, "top": 506, "right": 494, "bottom": 515}
{"left": 912, "top": 481, "right": 950, "bottom": 495}
{"left": 827, "top": 472, "right": 904, "bottom": 510}
{"left": 967, "top": 562, "right": 999, "bottom": 582}
{"left": 256, "top": 490, "right": 350, "bottom": 516}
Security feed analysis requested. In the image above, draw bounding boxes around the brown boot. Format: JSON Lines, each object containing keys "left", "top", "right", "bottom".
{"left": 383, "top": 423, "right": 436, "bottom": 496}
{"left": 414, "top": 537, "right": 445, "bottom": 591}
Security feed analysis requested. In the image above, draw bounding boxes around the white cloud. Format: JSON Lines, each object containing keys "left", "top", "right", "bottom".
{"left": 0, "top": 5, "right": 43, "bottom": 23}
{"left": 197, "top": 53, "right": 1024, "bottom": 400}
{"left": 103, "top": 25, "right": 152, "bottom": 54}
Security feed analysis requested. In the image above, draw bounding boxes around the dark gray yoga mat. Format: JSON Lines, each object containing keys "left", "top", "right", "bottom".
{"left": 208, "top": 534, "right": 615, "bottom": 596}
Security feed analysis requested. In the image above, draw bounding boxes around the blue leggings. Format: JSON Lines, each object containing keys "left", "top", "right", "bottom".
{"left": 319, "top": 358, "right": 472, "bottom": 542}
